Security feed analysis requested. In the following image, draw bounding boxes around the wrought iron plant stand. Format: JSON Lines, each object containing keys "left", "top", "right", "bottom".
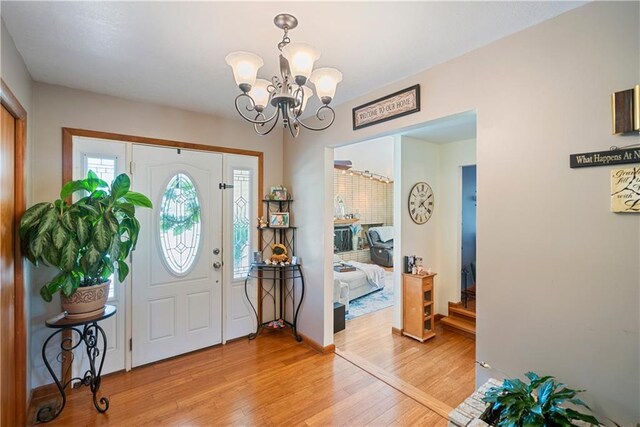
{"left": 37, "top": 305, "right": 115, "bottom": 422}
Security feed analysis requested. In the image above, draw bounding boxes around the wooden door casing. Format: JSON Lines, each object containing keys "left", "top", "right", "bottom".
{"left": 1, "top": 79, "right": 28, "bottom": 427}
{"left": 0, "top": 105, "right": 17, "bottom": 426}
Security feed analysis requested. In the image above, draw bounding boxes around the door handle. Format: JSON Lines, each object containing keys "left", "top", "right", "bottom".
{"left": 213, "top": 261, "right": 222, "bottom": 269}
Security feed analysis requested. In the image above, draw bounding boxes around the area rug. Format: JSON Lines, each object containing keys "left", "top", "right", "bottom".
{"left": 346, "top": 271, "right": 394, "bottom": 320}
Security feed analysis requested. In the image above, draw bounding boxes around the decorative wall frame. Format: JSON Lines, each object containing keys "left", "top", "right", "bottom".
{"left": 352, "top": 85, "right": 420, "bottom": 130}
{"left": 611, "top": 167, "right": 640, "bottom": 212}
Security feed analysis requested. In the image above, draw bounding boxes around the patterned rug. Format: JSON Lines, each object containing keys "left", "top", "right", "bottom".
{"left": 346, "top": 271, "right": 394, "bottom": 320}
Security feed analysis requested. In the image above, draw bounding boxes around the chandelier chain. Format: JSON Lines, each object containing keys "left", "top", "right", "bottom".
{"left": 277, "top": 27, "right": 291, "bottom": 51}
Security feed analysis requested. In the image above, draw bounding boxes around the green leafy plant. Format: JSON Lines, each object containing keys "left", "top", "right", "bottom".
{"left": 19, "top": 171, "right": 152, "bottom": 302}
{"left": 481, "top": 372, "right": 602, "bottom": 427}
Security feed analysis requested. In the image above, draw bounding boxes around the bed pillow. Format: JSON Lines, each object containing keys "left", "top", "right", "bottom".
{"left": 333, "top": 254, "right": 343, "bottom": 264}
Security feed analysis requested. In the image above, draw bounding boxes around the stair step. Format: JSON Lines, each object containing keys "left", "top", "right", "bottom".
{"left": 448, "top": 305, "right": 476, "bottom": 321}
{"left": 440, "top": 316, "right": 476, "bottom": 339}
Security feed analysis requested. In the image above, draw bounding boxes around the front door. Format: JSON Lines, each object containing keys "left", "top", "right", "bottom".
{"left": 131, "top": 145, "right": 223, "bottom": 367}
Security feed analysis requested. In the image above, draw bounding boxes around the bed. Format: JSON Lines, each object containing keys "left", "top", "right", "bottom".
{"left": 333, "top": 255, "right": 386, "bottom": 312}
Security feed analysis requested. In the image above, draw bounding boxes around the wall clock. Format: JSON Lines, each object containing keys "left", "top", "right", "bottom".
{"left": 408, "top": 182, "right": 434, "bottom": 224}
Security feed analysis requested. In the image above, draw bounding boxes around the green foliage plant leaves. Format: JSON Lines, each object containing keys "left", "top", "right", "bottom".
{"left": 19, "top": 202, "right": 51, "bottom": 235}
{"left": 20, "top": 172, "right": 152, "bottom": 302}
{"left": 121, "top": 191, "right": 153, "bottom": 208}
{"left": 111, "top": 174, "right": 131, "bottom": 200}
{"left": 93, "top": 217, "right": 112, "bottom": 252}
{"left": 37, "top": 208, "right": 58, "bottom": 236}
{"left": 482, "top": 372, "right": 602, "bottom": 427}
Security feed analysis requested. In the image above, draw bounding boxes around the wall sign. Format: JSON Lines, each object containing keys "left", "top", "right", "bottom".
{"left": 352, "top": 85, "right": 420, "bottom": 130}
{"left": 611, "top": 167, "right": 640, "bottom": 212}
{"left": 569, "top": 147, "right": 640, "bottom": 168}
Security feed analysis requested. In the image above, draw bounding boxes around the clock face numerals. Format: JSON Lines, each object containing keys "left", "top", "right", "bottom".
{"left": 408, "top": 182, "right": 434, "bottom": 224}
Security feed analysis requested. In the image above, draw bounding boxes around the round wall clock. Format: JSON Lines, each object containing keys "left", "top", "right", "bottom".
{"left": 408, "top": 182, "right": 434, "bottom": 224}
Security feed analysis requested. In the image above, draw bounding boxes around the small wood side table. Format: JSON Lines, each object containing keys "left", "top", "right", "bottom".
{"left": 38, "top": 305, "right": 116, "bottom": 423}
{"left": 402, "top": 273, "right": 436, "bottom": 342}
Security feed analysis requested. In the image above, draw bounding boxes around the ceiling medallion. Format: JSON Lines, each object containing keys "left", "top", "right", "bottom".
{"left": 225, "top": 13, "right": 342, "bottom": 138}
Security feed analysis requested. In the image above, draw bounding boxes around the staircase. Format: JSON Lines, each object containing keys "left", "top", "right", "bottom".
{"left": 440, "top": 302, "right": 475, "bottom": 339}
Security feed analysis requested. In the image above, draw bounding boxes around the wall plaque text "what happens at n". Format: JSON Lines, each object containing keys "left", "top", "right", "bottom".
{"left": 570, "top": 147, "right": 640, "bottom": 168}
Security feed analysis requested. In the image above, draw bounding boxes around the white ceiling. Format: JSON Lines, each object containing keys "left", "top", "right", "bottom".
{"left": 2, "top": 1, "right": 585, "bottom": 119}
{"left": 401, "top": 110, "right": 477, "bottom": 144}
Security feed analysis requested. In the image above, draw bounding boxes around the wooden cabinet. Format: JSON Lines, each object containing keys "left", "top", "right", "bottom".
{"left": 402, "top": 273, "right": 436, "bottom": 342}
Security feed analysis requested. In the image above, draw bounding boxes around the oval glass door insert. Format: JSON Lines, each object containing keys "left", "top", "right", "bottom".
{"left": 159, "top": 173, "right": 202, "bottom": 275}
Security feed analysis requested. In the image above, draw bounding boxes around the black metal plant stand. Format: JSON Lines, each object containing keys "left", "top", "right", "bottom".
{"left": 244, "top": 263, "right": 305, "bottom": 342}
{"left": 38, "top": 305, "right": 116, "bottom": 423}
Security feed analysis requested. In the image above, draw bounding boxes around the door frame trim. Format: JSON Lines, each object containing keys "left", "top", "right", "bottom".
{"left": 62, "top": 128, "right": 264, "bottom": 214}
{"left": 0, "top": 78, "right": 28, "bottom": 426}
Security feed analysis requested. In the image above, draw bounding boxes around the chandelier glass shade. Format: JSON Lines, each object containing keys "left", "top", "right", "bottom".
{"left": 225, "top": 14, "right": 342, "bottom": 137}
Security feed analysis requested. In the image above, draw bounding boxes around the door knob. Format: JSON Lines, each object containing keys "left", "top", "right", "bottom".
{"left": 213, "top": 261, "right": 222, "bottom": 269}
{"left": 213, "top": 248, "right": 221, "bottom": 255}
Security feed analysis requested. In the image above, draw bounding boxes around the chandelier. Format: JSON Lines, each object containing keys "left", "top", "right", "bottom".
{"left": 225, "top": 14, "right": 342, "bottom": 138}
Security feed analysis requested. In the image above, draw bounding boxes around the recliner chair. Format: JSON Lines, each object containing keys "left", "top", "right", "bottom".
{"left": 366, "top": 227, "right": 393, "bottom": 267}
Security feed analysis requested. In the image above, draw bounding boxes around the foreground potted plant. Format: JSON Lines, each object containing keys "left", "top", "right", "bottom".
{"left": 481, "top": 372, "right": 603, "bottom": 426}
{"left": 20, "top": 171, "right": 152, "bottom": 318}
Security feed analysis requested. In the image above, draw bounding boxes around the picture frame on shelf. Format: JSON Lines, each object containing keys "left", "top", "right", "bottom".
{"left": 269, "top": 212, "right": 290, "bottom": 228}
{"left": 270, "top": 185, "right": 288, "bottom": 200}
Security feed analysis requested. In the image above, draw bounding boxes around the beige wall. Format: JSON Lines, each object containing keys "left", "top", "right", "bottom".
{"left": 29, "top": 82, "right": 283, "bottom": 387}
{"left": 284, "top": 2, "right": 640, "bottom": 422}
{"left": 1, "top": 17, "right": 33, "bottom": 401}
{"left": 334, "top": 136, "right": 395, "bottom": 179}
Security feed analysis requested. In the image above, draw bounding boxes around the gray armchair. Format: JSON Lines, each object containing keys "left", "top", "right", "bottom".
{"left": 366, "top": 227, "right": 393, "bottom": 267}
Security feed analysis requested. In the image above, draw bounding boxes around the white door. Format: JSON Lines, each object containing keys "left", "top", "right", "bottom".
{"left": 222, "top": 155, "right": 258, "bottom": 341}
{"left": 72, "top": 137, "right": 128, "bottom": 375}
{"left": 131, "top": 145, "right": 223, "bottom": 367}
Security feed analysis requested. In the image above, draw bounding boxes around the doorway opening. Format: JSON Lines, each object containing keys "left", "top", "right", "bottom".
{"left": 332, "top": 110, "right": 478, "bottom": 411}
{"left": 460, "top": 165, "right": 477, "bottom": 311}
{"left": 332, "top": 136, "right": 395, "bottom": 331}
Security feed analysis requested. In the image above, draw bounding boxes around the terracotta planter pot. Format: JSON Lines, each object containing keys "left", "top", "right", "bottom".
{"left": 61, "top": 281, "right": 111, "bottom": 319}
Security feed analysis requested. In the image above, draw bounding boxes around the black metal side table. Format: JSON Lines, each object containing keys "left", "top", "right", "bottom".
{"left": 244, "top": 263, "right": 304, "bottom": 341}
{"left": 38, "top": 305, "right": 116, "bottom": 423}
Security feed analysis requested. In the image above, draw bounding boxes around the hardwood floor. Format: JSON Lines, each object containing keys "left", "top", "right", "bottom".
{"left": 35, "top": 330, "right": 447, "bottom": 426}
{"left": 334, "top": 307, "right": 476, "bottom": 409}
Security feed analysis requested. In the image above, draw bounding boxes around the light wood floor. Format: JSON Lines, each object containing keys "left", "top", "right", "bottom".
{"left": 37, "top": 330, "right": 447, "bottom": 426}
{"left": 334, "top": 307, "right": 476, "bottom": 409}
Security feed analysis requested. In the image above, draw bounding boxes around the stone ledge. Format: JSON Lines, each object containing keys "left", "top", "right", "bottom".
{"left": 448, "top": 379, "right": 496, "bottom": 427}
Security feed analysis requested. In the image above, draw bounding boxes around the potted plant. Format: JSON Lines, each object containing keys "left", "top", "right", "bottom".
{"left": 20, "top": 171, "right": 152, "bottom": 318}
{"left": 481, "top": 372, "right": 603, "bottom": 426}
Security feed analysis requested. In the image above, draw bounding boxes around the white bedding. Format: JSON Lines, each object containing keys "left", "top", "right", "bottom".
{"left": 336, "top": 261, "right": 385, "bottom": 289}
{"left": 333, "top": 256, "right": 386, "bottom": 305}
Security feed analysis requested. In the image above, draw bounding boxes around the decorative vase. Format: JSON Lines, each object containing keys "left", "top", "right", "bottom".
{"left": 61, "top": 280, "right": 110, "bottom": 319}
{"left": 352, "top": 236, "right": 359, "bottom": 251}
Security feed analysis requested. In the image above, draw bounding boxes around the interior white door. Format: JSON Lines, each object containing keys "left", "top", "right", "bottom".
{"left": 131, "top": 145, "right": 223, "bottom": 367}
{"left": 72, "top": 137, "right": 128, "bottom": 376}
{"left": 222, "top": 154, "right": 258, "bottom": 341}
